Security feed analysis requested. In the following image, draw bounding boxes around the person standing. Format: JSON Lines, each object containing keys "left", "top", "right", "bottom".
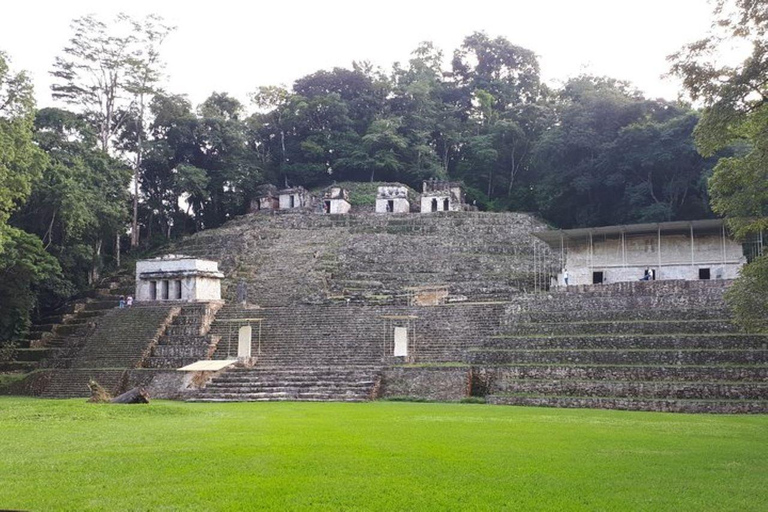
{"left": 118, "top": 295, "right": 125, "bottom": 308}
{"left": 563, "top": 269, "right": 569, "bottom": 287}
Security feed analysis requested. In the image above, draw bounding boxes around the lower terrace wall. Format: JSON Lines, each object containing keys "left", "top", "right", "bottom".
{"left": 379, "top": 367, "right": 470, "bottom": 401}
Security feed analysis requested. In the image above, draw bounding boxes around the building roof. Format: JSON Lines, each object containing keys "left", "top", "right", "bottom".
{"left": 533, "top": 219, "right": 727, "bottom": 245}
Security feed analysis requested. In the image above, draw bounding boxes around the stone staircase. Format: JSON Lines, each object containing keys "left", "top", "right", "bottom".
{"left": 142, "top": 303, "right": 222, "bottom": 369}
{"left": 37, "top": 305, "right": 177, "bottom": 398}
{"left": 1, "top": 272, "right": 132, "bottom": 374}
{"left": 168, "top": 212, "right": 551, "bottom": 306}
{"left": 191, "top": 366, "right": 381, "bottom": 402}
{"left": 471, "top": 281, "right": 768, "bottom": 413}
{"left": 192, "top": 300, "right": 509, "bottom": 402}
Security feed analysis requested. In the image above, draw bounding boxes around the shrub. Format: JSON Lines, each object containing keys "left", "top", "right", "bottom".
{"left": 725, "top": 254, "right": 768, "bottom": 332}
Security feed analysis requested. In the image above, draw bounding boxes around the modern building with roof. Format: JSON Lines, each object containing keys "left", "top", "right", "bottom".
{"left": 534, "top": 219, "right": 749, "bottom": 286}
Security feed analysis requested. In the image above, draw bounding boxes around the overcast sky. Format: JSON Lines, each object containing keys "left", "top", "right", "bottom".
{"left": 1, "top": 0, "right": 715, "bottom": 109}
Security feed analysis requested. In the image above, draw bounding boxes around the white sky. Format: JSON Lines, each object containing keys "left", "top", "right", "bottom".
{"left": 1, "top": 0, "right": 715, "bottom": 110}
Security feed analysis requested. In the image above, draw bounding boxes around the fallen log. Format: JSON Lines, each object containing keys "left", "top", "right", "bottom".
{"left": 111, "top": 387, "right": 150, "bottom": 404}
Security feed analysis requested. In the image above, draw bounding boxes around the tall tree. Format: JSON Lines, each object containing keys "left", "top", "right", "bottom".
{"left": 0, "top": 52, "right": 60, "bottom": 341}
{"left": 14, "top": 108, "right": 131, "bottom": 286}
{"left": 0, "top": 51, "right": 47, "bottom": 249}
{"left": 670, "top": 0, "right": 768, "bottom": 238}
{"left": 670, "top": 0, "right": 768, "bottom": 329}
{"left": 51, "top": 13, "right": 174, "bottom": 248}
{"left": 124, "top": 15, "right": 175, "bottom": 248}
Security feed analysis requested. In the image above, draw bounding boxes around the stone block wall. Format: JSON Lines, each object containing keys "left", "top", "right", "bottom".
{"left": 379, "top": 367, "right": 470, "bottom": 401}
{"left": 167, "top": 212, "right": 554, "bottom": 307}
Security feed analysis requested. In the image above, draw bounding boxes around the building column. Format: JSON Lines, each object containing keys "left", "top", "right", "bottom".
{"left": 690, "top": 223, "right": 695, "bottom": 266}
{"left": 657, "top": 225, "right": 662, "bottom": 278}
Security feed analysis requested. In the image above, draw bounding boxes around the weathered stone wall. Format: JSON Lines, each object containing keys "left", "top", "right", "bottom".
{"left": 207, "top": 302, "right": 507, "bottom": 365}
{"left": 168, "top": 212, "right": 553, "bottom": 307}
{"left": 379, "top": 367, "right": 470, "bottom": 401}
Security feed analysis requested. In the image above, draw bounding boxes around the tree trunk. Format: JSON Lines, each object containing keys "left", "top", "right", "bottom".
{"left": 131, "top": 93, "right": 145, "bottom": 249}
{"left": 89, "top": 239, "right": 103, "bottom": 285}
{"left": 508, "top": 148, "right": 517, "bottom": 196}
{"left": 111, "top": 387, "right": 150, "bottom": 404}
{"left": 115, "top": 232, "right": 121, "bottom": 268}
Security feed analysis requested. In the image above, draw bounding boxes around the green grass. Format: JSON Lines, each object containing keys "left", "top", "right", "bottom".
{"left": 1, "top": 398, "right": 767, "bottom": 511}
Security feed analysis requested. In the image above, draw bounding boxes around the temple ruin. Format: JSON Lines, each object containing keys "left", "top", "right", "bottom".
{"left": 322, "top": 186, "right": 351, "bottom": 214}
{"left": 535, "top": 219, "right": 747, "bottom": 286}
{"left": 278, "top": 186, "right": 312, "bottom": 210}
{"left": 248, "top": 184, "right": 279, "bottom": 212}
{"left": 135, "top": 255, "right": 224, "bottom": 302}
{"left": 375, "top": 185, "right": 410, "bottom": 213}
{"left": 4, "top": 205, "right": 768, "bottom": 413}
{"left": 420, "top": 180, "right": 464, "bottom": 213}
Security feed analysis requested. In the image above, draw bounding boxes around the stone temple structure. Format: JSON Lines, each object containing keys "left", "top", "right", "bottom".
{"left": 375, "top": 185, "right": 410, "bottom": 213}
{"left": 535, "top": 219, "right": 747, "bottom": 286}
{"left": 420, "top": 180, "right": 464, "bottom": 213}
{"left": 248, "top": 184, "right": 279, "bottom": 213}
{"left": 3, "top": 204, "right": 767, "bottom": 414}
{"left": 322, "top": 186, "right": 351, "bottom": 214}
{"left": 135, "top": 255, "right": 224, "bottom": 302}
{"left": 278, "top": 186, "right": 312, "bottom": 210}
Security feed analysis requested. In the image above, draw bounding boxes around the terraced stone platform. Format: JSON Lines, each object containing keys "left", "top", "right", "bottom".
{"left": 475, "top": 281, "right": 768, "bottom": 413}
{"left": 168, "top": 211, "right": 548, "bottom": 306}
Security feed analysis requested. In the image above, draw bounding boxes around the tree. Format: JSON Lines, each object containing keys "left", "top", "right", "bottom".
{"left": 452, "top": 32, "right": 542, "bottom": 112}
{"left": 531, "top": 76, "right": 712, "bottom": 227}
{"left": 13, "top": 108, "right": 131, "bottom": 287}
{"left": 0, "top": 52, "right": 60, "bottom": 341}
{"left": 124, "top": 15, "right": 175, "bottom": 248}
{"left": 51, "top": 14, "right": 136, "bottom": 152}
{"left": 0, "top": 52, "right": 46, "bottom": 252}
{"left": 670, "top": 0, "right": 768, "bottom": 328}
{"left": 51, "top": 13, "right": 174, "bottom": 248}
{"left": 669, "top": 0, "right": 768, "bottom": 238}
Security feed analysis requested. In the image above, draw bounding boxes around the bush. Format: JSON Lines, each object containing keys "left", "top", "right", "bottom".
{"left": 725, "top": 254, "right": 768, "bottom": 332}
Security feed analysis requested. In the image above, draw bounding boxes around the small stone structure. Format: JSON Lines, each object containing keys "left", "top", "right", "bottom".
{"left": 249, "top": 184, "right": 279, "bottom": 213}
{"left": 278, "top": 186, "right": 312, "bottom": 210}
{"left": 420, "top": 180, "right": 464, "bottom": 213}
{"left": 535, "top": 219, "right": 747, "bottom": 286}
{"left": 375, "top": 185, "right": 410, "bottom": 213}
{"left": 135, "top": 255, "right": 224, "bottom": 302}
{"left": 322, "top": 186, "right": 351, "bottom": 214}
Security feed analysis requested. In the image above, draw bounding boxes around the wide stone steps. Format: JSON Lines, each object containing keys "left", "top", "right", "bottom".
{"left": 484, "top": 364, "right": 768, "bottom": 381}
{"left": 468, "top": 348, "right": 768, "bottom": 365}
{"left": 38, "top": 369, "right": 127, "bottom": 398}
{"left": 517, "top": 308, "right": 729, "bottom": 324}
{"left": 152, "top": 345, "right": 212, "bottom": 358}
{"left": 481, "top": 334, "right": 768, "bottom": 350}
{"left": 191, "top": 393, "right": 369, "bottom": 402}
{"left": 144, "top": 357, "right": 199, "bottom": 369}
{"left": 504, "top": 319, "right": 738, "bottom": 336}
{"left": 193, "top": 366, "right": 381, "bottom": 402}
{"left": 494, "top": 379, "right": 768, "bottom": 400}
{"left": 12, "top": 348, "right": 51, "bottom": 361}
{"left": 486, "top": 395, "right": 768, "bottom": 414}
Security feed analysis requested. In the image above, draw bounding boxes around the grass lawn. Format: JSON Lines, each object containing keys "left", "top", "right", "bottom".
{"left": 0, "top": 398, "right": 766, "bottom": 511}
